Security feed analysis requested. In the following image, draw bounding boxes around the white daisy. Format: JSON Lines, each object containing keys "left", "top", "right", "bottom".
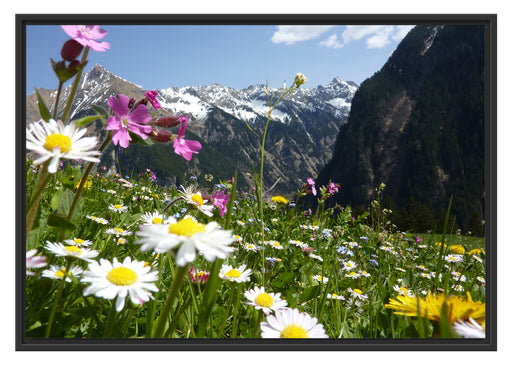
{"left": 105, "top": 227, "right": 132, "bottom": 237}
{"left": 445, "top": 254, "right": 464, "bottom": 263}
{"left": 108, "top": 203, "right": 128, "bottom": 213}
{"left": 342, "top": 260, "right": 358, "bottom": 271}
{"left": 348, "top": 288, "right": 368, "bottom": 300}
{"left": 309, "top": 253, "right": 323, "bottom": 262}
{"left": 64, "top": 237, "right": 93, "bottom": 247}
{"left": 260, "top": 308, "right": 328, "bottom": 338}
{"left": 135, "top": 216, "right": 234, "bottom": 267}
{"left": 45, "top": 241, "right": 99, "bottom": 262}
{"left": 393, "top": 285, "right": 415, "bottom": 297}
{"left": 288, "top": 239, "right": 308, "bottom": 249}
{"left": 87, "top": 215, "right": 109, "bottom": 225}
{"left": 81, "top": 256, "right": 159, "bottom": 312}
{"left": 42, "top": 265, "right": 83, "bottom": 282}
{"left": 264, "top": 240, "right": 284, "bottom": 250}
{"left": 327, "top": 293, "right": 345, "bottom": 300}
{"left": 453, "top": 318, "right": 485, "bottom": 338}
{"left": 179, "top": 185, "right": 214, "bottom": 217}
{"left": 312, "top": 275, "right": 329, "bottom": 283}
{"left": 219, "top": 264, "right": 252, "bottom": 283}
{"left": 242, "top": 242, "right": 260, "bottom": 252}
{"left": 140, "top": 211, "right": 167, "bottom": 225}
{"left": 26, "top": 119, "right": 101, "bottom": 173}
{"left": 244, "top": 286, "right": 288, "bottom": 314}
{"left": 345, "top": 271, "right": 361, "bottom": 279}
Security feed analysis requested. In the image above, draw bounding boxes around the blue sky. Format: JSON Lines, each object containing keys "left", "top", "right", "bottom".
{"left": 25, "top": 24, "right": 414, "bottom": 94}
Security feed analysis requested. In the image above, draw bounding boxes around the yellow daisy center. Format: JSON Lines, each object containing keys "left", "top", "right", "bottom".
{"left": 107, "top": 267, "right": 138, "bottom": 286}
{"left": 280, "top": 324, "right": 309, "bottom": 338}
{"left": 114, "top": 228, "right": 124, "bottom": 233}
{"left": 44, "top": 133, "right": 72, "bottom": 153}
{"left": 65, "top": 245, "right": 82, "bottom": 255}
{"left": 152, "top": 217, "right": 163, "bottom": 224}
{"left": 191, "top": 193, "right": 204, "bottom": 206}
{"left": 353, "top": 289, "right": 363, "bottom": 295}
{"left": 114, "top": 204, "right": 123, "bottom": 209}
{"left": 168, "top": 217, "right": 206, "bottom": 237}
{"left": 224, "top": 268, "right": 241, "bottom": 278}
{"left": 74, "top": 238, "right": 84, "bottom": 244}
{"left": 55, "top": 268, "right": 68, "bottom": 278}
{"left": 255, "top": 292, "right": 274, "bottom": 307}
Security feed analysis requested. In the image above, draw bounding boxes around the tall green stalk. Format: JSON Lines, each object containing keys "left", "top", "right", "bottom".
{"left": 152, "top": 265, "right": 188, "bottom": 338}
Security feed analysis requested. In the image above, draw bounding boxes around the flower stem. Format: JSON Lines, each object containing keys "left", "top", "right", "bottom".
{"left": 152, "top": 264, "right": 188, "bottom": 338}
{"left": 61, "top": 46, "right": 89, "bottom": 124}
{"left": 44, "top": 258, "right": 72, "bottom": 338}
{"left": 103, "top": 300, "right": 117, "bottom": 338}
{"left": 26, "top": 161, "right": 51, "bottom": 236}
{"left": 52, "top": 81, "right": 64, "bottom": 120}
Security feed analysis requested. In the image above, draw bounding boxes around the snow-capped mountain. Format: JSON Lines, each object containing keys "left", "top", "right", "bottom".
{"left": 157, "top": 76, "right": 357, "bottom": 124}
{"left": 26, "top": 64, "right": 358, "bottom": 195}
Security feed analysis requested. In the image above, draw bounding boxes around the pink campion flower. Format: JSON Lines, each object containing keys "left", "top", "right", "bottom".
{"left": 144, "top": 90, "right": 162, "bottom": 110}
{"left": 307, "top": 177, "right": 317, "bottom": 196}
{"left": 61, "top": 25, "right": 110, "bottom": 52}
{"left": 212, "top": 190, "right": 230, "bottom": 217}
{"left": 328, "top": 182, "right": 340, "bottom": 194}
{"left": 106, "top": 94, "right": 152, "bottom": 148}
{"left": 173, "top": 115, "right": 202, "bottom": 161}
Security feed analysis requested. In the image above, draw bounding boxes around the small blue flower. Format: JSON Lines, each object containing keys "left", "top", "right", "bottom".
{"left": 359, "top": 236, "right": 369, "bottom": 242}
{"left": 369, "top": 259, "right": 379, "bottom": 266}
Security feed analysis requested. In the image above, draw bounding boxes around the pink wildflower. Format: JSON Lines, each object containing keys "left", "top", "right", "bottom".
{"left": 26, "top": 249, "right": 47, "bottom": 276}
{"left": 61, "top": 25, "right": 110, "bottom": 52}
{"left": 144, "top": 90, "right": 162, "bottom": 110}
{"left": 106, "top": 94, "right": 152, "bottom": 148}
{"left": 212, "top": 190, "right": 230, "bottom": 217}
{"left": 307, "top": 177, "right": 317, "bottom": 196}
{"left": 328, "top": 182, "right": 340, "bottom": 194}
{"left": 189, "top": 267, "right": 210, "bottom": 284}
{"left": 173, "top": 115, "right": 202, "bottom": 161}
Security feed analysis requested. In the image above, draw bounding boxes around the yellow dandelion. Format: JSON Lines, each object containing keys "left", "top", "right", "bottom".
{"left": 385, "top": 292, "right": 485, "bottom": 324}
{"left": 449, "top": 244, "right": 466, "bottom": 255}
{"left": 271, "top": 195, "right": 289, "bottom": 205}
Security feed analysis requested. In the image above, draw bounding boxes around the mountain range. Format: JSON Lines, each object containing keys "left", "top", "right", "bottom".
{"left": 26, "top": 64, "right": 357, "bottom": 195}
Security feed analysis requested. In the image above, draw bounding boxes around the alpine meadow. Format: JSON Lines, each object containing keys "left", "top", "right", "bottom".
{"left": 23, "top": 22, "right": 489, "bottom": 344}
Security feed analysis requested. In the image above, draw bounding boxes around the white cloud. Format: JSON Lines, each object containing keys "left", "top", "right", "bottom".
{"left": 341, "top": 25, "right": 415, "bottom": 49}
{"left": 271, "top": 25, "right": 333, "bottom": 45}
{"left": 318, "top": 33, "right": 344, "bottom": 49}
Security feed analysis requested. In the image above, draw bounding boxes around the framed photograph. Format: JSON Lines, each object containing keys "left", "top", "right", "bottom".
{"left": 17, "top": 13, "right": 497, "bottom": 351}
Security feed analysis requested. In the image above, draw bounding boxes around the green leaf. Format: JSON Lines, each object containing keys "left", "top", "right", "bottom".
{"left": 51, "top": 58, "right": 88, "bottom": 83}
{"left": 299, "top": 285, "right": 321, "bottom": 303}
{"left": 34, "top": 88, "right": 52, "bottom": 122}
{"left": 73, "top": 115, "right": 100, "bottom": 128}
{"left": 129, "top": 130, "right": 154, "bottom": 146}
{"left": 47, "top": 213, "right": 76, "bottom": 232}
{"left": 91, "top": 104, "right": 110, "bottom": 125}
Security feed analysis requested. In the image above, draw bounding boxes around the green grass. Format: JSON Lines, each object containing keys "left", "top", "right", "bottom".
{"left": 25, "top": 160, "right": 487, "bottom": 339}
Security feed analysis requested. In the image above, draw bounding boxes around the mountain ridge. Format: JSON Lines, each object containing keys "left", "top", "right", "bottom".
{"left": 26, "top": 65, "right": 358, "bottom": 196}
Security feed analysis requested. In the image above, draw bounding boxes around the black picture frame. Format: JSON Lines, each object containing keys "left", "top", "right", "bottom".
{"left": 16, "top": 13, "right": 497, "bottom": 351}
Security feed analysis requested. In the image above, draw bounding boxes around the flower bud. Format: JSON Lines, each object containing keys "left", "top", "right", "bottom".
{"left": 294, "top": 73, "right": 307, "bottom": 87}
{"left": 149, "top": 130, "right": 173, "bottom": 143}
{"left": 155, "top": 116, "right": 180, "bottom": 128}
{"left": 61, "top": 39, "right": 84, "bottom": 61}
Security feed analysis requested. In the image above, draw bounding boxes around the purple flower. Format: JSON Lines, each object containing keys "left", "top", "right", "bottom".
{"left": 212, "top": 190, "right": 230, "bottom": 217}
{"left": 173, "top": 115, "right": 202, "bottom": 161}
{"left": 144, "top": 90, "right": 162, "bottom": 110}
{"left": 106, "top": 94, "right": 152, "bottom": 148}
{"left": 61, "top": 25, "right": 110, "bottom": 52}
